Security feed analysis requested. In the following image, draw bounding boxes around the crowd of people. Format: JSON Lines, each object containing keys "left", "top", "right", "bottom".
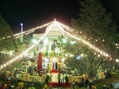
{"left": 0, "top": 72, "right": 114, "bottom": 89}
{"left": 72, "top": 77, "right": 97, "bottom": 89}
{"left": 44, "top": 73, "right": 97, "bottom": 89}
{"left": 0, "top": 58, "right": 114, "bottom": 89}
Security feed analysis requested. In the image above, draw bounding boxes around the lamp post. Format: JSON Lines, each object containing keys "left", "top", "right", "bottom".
{"left": 20, "top": 23, "right": 23, "bottom": 42}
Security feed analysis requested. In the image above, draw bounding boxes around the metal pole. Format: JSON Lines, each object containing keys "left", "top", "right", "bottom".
{"left": 20, "top": 23, "right": 23, "bottom": 42}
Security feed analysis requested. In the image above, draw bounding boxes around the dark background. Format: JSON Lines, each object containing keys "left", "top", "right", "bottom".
{"left": 0, "top": 0, "right": 119, "bottom": 33}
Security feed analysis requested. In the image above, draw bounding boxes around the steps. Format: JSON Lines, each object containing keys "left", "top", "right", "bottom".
{"left": 48, "top": 82, "right": 71, "bottom": 88}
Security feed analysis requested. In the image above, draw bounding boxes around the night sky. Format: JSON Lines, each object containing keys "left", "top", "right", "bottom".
{"left": 0, "top": 0, "right": 119, "bottom": 32}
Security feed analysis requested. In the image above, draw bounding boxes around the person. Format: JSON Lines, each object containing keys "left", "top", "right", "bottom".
{"left": 2, "top": 74, "right": 6, "bottom": 81}
{"left": 45, "top": 75, "right": 50, "bottom": 85}
{"left": 3, "top": 84, "right": 7, "bottom": 89}
{"left": 7, "top": 84, "right": 11, "bottom": 89}
{"left": 81, "top": 77, "right": 84, "bottom": 87}
{"left": 85, "top": 78, "right": 89, "bottom": 88}
{"left": 73, "top": 81, "right": 76, "bottom": 89}
{"left": 8, "top": 75, "right": 11, "bottom": 85}
{"left": 1, "top": 84, "right": 5, "bottom": 89}
{"left": 62, "top": 74, "right": 65, "bottom": 83}
{"left": 0, "top": 83, "right": 2, "bottom": 89}
{"left": 44, "top": 83, "right": 48, "bottom": 89}
{"left": 16, "top": 74, "right": 18, "bottom": 83}
{"left": 96, "top": 73, "right": 98, "bottom": 80}
{"left": 79, "top": 78, "right": 82, "bottom": 88}
{"left": 89, "top": 78, "right": 93, "bottom": 89}
{"left": 58, "top": 74, "right": 61, "bottom": 85}
{"left": 65, "top": 75, "right": 68, "bottom": 84}
{"left": 49, "top": 74, "right": 52, "bottom": 82}
{"left": 14, "top": 70, "right": 17, "bottom": 77}
{"left": 41, "top": 82, "right": 44, "bottom": 88}
{"left": 28, "top": 66, "right": 33, "bottom": 75}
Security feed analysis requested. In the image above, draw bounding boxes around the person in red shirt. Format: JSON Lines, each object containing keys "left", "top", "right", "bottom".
{"left": 8, "top": 75, "right": 11, "bottom": 85}
{"left": 1, "top": 84, "right": 5, "bottom": 89}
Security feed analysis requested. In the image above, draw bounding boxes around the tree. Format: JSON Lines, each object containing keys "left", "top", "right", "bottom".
{"left": 71, "top": 0, "right": 118, "bottom": 58}
{"left": 62, "top": 38, "right": 113, "bottom": 77}
{"left": 0, "top": 15, "right": 15, "bottom": 58}
{"left": 0, "top": 15, "right": 33, "bottom": 61}
{"left": 0, "top": 15, "right": 12, "bottom": 39}
{"left": 13, "top": 35, "right": 33, "bottom": 52}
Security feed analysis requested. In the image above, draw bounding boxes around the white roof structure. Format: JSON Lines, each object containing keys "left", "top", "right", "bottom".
{"left": 33, "top": 19, "right": 69, "bottom": 38}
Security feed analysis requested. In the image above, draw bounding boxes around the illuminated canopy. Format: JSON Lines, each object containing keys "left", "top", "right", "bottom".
{"left": 0, "top": 19, "right": 113, "bottom": 70}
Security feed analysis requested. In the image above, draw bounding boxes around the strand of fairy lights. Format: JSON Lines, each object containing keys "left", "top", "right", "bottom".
{"left": 58, "top": 21, "right": 106, "bottom": 44}
{"left": 54, "top": 20, "right": 118, "bottom": 53}
{"left": 55, "top": 21, "right": 110, "bottom": 58}
{"left": 116, "top": 43, "right": 119, "bottom": 49}
{"left": 2, "top": 21, "right": 53, "bottom": 40}
{"left": 0, "top": 20, "right": 114, "bottom": 70}
{"left": 0, "top": 23, "right": 53, "bottom": 70}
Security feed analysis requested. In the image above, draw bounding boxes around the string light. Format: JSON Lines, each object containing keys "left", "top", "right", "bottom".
{"left": 0, "top": 23, "right": 53, "bottom": 70}
{"left": 115, "top": 43, "right": 119, "bottom": 49}
{"left": 0, "top": 19, "right": 116, "bottom": 70}
{"left": 2, "top": 21, "right": 53, "bottom": 40}
{"left": 55, "top": 21, "right": 111, "bottom": 58}
{"left": 116, "top": 59, "right": 119, "bottom": 62}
